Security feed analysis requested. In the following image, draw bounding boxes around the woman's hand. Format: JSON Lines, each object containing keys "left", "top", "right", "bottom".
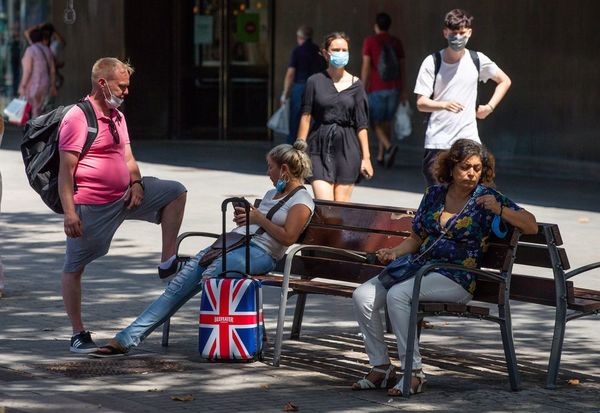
{"left": 360, "top": 159, "right": 374, "bottom": 180}
{"left": 375, "top": 248, "right": 397, "bottom": 264}
{"left": 476, "top": 195, "right": 502, "bottom": 215}
{"left": 233, "top": 205, "right": 264, "bottom": 226}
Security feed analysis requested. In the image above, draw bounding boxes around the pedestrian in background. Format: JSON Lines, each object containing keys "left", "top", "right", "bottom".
{"left": 414, "top": 8, "right": 511, "bottom": 187}
{"left": 297, "top": 32, "right": 373, "bottom": 202}
{"left": 18, "top": 28, "right": 56, "bottom": 118}
{"left": 361, "top": 12, "right": 406, "bottom": 168}
{"left": 280, "top": 25, "right": 326, "bottom": 144}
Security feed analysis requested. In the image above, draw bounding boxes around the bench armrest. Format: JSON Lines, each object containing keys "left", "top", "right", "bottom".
{"left": 413, "top": 262, "right": 505, "bottom": 284}
{"left": 565, "top": 261, "right": 600, "bottom": 281}
{"left": 286, "top": 244, "right": 367, "bottom": 262}
{"left": 175, "top": 231, "right": 219, "bottom": 257}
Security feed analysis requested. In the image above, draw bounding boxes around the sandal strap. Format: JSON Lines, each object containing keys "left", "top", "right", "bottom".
{"left": 354, "top": 378, "right": 377, "bottom": 389}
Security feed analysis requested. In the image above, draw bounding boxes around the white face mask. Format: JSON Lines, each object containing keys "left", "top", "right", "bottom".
{"left": 102, "top": 82, "right": 124, "bottom": 109}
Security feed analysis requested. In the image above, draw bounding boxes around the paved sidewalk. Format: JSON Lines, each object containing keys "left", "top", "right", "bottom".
{"left": 1, "top": 127, "right": 600, "bottom": 412}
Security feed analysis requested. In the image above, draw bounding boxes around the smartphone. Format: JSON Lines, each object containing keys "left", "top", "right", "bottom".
{"left": 232, "top": 199, "right": 247, "bottom": 209}
{"left": 361, "top": 169, "right": 372, "bottom": 180}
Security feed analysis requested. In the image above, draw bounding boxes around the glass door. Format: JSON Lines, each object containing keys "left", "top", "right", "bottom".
{"left": 180, "top": 0, "right": 271, "bottom": 140}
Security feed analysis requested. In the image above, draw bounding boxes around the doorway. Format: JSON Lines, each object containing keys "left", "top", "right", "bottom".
{"left": 177, "top": 0, "right": 273, "bottom": 140}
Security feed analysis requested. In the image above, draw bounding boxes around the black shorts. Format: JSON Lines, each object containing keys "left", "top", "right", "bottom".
{"left": 307, "top": 125, "right": 361, "bottom": 184}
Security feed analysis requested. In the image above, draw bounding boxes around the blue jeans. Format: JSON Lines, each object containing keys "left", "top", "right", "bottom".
{"left": 368, "top": 89, "right": 400, "bottom": 123}
{"left": 287, "top": 82, "right": 306, "bottom": 144}
{"left": 115, "top": 243, "right": 276, "bottom": 349}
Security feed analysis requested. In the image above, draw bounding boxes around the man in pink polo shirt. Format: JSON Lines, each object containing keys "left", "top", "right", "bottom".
{"left": 58, "top": 57, "right": 187, "bottom": 353}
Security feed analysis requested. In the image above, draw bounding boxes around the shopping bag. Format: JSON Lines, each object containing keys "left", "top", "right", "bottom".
{"left": 3, "top": 98, "right": 31, "bottom": 126}
{"left": 267, "top": 102, "right": 289, "bottom": 136}
{"left": 393, "top": 101, "right": 412, "bottom": 141}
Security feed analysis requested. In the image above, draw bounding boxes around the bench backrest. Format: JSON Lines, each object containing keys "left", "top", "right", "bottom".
{"left": 289, "top": 200, "right": 521, "bottom": 291}
{"left": 290, "top": 200, "right": 415, "bottom": 284}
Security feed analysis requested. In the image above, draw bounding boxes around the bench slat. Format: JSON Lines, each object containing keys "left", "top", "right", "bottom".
{"left": 300, "top": 227, "right": 408, "bottom": 252}
{"left": 520, "top": 223, "right": 563, "bottom": 246}
{"left": 514, "top": 244, "right": 570, "bottom": 270}
{"left": 311, "top": 200, "right": 415, "bottom": 230}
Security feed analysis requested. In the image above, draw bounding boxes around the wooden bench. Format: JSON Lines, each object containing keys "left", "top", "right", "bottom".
{"left": 162, "top": 199, "right": 600, "bottom": 395}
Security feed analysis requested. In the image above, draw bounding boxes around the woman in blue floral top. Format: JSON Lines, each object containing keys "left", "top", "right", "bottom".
{"left": 352, "top": 139, "right": 538, "bottom": 396}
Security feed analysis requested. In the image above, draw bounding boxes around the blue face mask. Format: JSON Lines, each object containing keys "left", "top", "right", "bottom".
{"left": 275, "top": 179, "right": 286, "bottom": 193}
{"left": 329, "top": 51, "right": 349, "bottom": 68}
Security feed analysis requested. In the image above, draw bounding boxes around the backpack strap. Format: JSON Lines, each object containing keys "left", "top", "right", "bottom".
{"left": 71, "top": 99, "right": 99, "bottom": 193}
{"left": 430, "top": 51, "right": 442, "bottom": 99}
{"left": 76, "top": 99, "right": 99, "bottom": 159}
{"left": 468, "top": 49, "right": 480, "bottom": 74}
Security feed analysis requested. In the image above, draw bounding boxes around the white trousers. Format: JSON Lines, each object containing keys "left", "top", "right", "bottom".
{"left": 352, "top": 272, "right": 472, "bottom": 370}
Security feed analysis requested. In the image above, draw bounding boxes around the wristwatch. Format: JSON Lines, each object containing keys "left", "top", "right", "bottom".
{"left": 131, "top": 179, "right": 145, "bottom": 191}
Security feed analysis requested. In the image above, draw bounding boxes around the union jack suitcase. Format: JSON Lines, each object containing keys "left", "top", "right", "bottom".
{"left": 199, "top": 197, "right": 264, "bottom": 361}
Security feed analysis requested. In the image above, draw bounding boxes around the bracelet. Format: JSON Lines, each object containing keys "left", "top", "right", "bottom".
{"left": 131, "top": 179, "right": 144, "bottom": 191}
{"left": 499, "top": 204, "right": 504, "bottom": 217}
{"left": 487, "top": 103, "right": 495, "bottom": 111}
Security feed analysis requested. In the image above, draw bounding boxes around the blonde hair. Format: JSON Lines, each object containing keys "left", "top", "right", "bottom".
{"left": 91, "top": 57, "right": 134, "bottom": 83}
{"left": 268, "top": 140, "right": 312, "bottom": 181}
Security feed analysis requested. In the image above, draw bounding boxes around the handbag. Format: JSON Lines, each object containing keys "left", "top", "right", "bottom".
{"left": 266, "top": 102, "right": 289, "bottom": 136}
{"left": 199, "top": 186, "right": 306, "bottom": 267}
{"left": 377, "top": 192, "right": 474, "bottom": 289}
{"left": 3, "top": 98, "right": 31, "bottom": 126}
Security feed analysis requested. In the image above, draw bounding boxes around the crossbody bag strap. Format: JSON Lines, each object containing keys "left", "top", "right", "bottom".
{"left": 255, "top": 185, "right": 306, "bottom": 235}
{"left": 413, "top": 191, "right": 474, "bottom": 261}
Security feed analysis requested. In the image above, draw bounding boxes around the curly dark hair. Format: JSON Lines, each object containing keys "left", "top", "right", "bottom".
{"left": 433, "top": 139, "right": 496, "bottom": 186}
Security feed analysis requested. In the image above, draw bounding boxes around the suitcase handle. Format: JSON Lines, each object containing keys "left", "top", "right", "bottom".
{"left": 221, "top": 197, "right": 251, "bottom": 274}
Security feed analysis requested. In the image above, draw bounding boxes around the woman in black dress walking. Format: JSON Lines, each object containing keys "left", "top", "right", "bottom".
{"left": 297, "top": 32, "right": 373, "bottom": 201}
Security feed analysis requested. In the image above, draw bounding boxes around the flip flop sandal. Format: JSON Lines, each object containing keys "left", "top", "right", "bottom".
{"left": 352, "top": 364, "right": 397, "bottom": 390}
{"left": 88, "top": 345, "right": 127, "bottom": 358}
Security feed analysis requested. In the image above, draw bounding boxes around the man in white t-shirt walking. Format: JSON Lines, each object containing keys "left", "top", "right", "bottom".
{"left": 414, "top": 8, "right": 511, "bottom": 186}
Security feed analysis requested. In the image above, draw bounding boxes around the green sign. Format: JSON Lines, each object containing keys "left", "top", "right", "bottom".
{"left": 236, "top": 13, "right": 259, "bottom": 43}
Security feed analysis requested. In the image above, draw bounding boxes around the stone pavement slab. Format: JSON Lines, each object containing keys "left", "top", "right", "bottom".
{"left": 1, "top": 128, "right": 600, "bottom": 412}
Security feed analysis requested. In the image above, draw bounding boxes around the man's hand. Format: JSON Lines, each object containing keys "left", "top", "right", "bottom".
{"left": 476, "top": 104, "right": 493, "bottom": 119}
{"left": 443, "top": 101, "right": 465, "bottom": 113}
{"left": 64, "top": 211, "right": 83, "bottom": 238}
{"left": 124, "top": 183, "right": 144, "bottom": 209}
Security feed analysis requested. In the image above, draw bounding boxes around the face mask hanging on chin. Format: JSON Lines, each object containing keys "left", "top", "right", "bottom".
{"left": 102, "top": 83, "right": 124, "bottom": 109}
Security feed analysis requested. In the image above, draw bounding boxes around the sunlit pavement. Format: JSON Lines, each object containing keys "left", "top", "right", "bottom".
{"left": 1, "top": 126, "right": 599, "bottom": 412}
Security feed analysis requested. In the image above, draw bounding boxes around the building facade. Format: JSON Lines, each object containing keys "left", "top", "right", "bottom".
{"left": 2, "top": 0, "right": 596, "bottom": 179}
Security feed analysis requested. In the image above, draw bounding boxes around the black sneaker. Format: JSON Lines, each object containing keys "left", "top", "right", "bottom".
{"left": 158, "top": 257, "right": 186, "bottom": 283}
{"left": 70, "top": 330, "right": 97, "bottom": 354}
{"left": 383, "top": 144, "right": 398, "bottom": 168}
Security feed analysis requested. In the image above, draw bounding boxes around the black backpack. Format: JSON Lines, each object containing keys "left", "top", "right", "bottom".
{"left": 21, "top": 100, "right": 98, "bottom": 214}
{"left": 378, "top": 40, "right": 400, "bottom": 81}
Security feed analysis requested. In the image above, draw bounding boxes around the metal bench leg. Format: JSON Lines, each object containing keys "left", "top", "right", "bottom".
{"left": 546, "top": 297, "right": 567, "bottom": 389}
{"left": 499, "top": 304, "right": 521, "bottom": 391}
{"left": 161, "top": 318, "right": 171, "bottom": 347}
{"left": 290, "top": 293, "right": 307, "bottom": 340}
